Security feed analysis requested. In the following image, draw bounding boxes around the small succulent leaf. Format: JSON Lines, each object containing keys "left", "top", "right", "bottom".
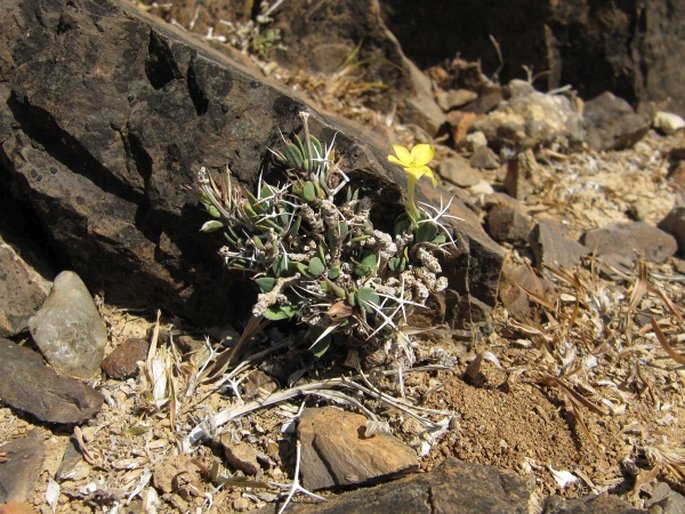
{"left": 394, "top": 218, "right": 411, "bottom": 236}
{"left": 200, "top": 220, "right": 224, "bottom": 232}
{"left": 205, "top": 204, "right": 221, "bottom": 218}
{"left": 354, "top": 253, "right": 378, "bottom": 277}
{"left": 309, "top": 135, "right": 323, "bottom": 160}
{"left": 415, "top": 222, "right": 438, "bottom": 243}
{"left": 296, "top": 262, "right": 310, "bottom": 276}
{"left": 309, "top": 337, "right": 331, "bottom": 358}
{"left": 308, "top": 256, "right": 325, "bottom": 276}
{"left": 255, "top": 277, "right": 277, "bottom": 293}
{"left": 283, "top": 143, "right": 304, "bottom": 168}
{"left": 357, "top": 287, "right": 380, "bottom": 313}
{"left": 263, "top": 304, "right": 298, "bottom": 321}
{"left": 433, "top": 234, "right": 447, "bottom": 244}
{"left": 328, "top": 266, "right": 340, "bottom": 280}
{"left": 302, "top": 181, "right": 316, "bottom": 202}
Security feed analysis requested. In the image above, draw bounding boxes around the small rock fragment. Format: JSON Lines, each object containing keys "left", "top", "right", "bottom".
{"left": 0, "top": 338, "right": 104, "bottom": 424}
{"left": 499, "top": 264, "right": 557, "bottom": 321}
{"left": 542, "top": 493, "right": 645, "bottom": 514}
{"left": 298, "top": 406, "right": 418, "bottom": 490}
{"left": 152, "top": 455, "right": 203, "bottom": 497}
{"left": 28, "top": 271, "right": 108, "bottom": 379}
{"left": 469, "top": 146, "right": 500, "bottom": 169}
{"left": 220, "top": 438, "right": 261, "bottom": 476}
{"left": 437, "top": 157, "right": 482, "bottom": 187}
{"left": 583, "top": 91, "right": 649, "bottom": 151}
{"left": 101, "top": 337, "right": 149, "bottom": 379}
{"left": 654, "top": 111, "right": 685, "bottom": 135}
{"left": 0, "top": 503, "right": 39, "bottom": 514}
{"left": 473, "top": 79, "right": 584, "bottom": 150}
{"left": 435, "top": 88, "right": 477, "bottom": 111}
{"left": 462, "top": 130, "right": 488, "bottom": 152}
{"left": 0, "top": 430, "right": 45, "bottom": 503}
{"left": 504, "top": 150, "right": 540, "bottom": 200}
{"left": 0, "top": 234, "right": 51, "bottom": 337}
{"left": 658, "top": 206, "right": 685, "bottom": 254}
{"left": 529, "top": 221, "right": 590, "bottom": 272}
{"left": 582, "top": 222, "right": 677, "bottom": 266}
{"left": 486, "top": 203, "right": 533, "bottom": 244}
{"left": 643, "top": 481, "right": 685, "bottom": 514}
{"left": 241, "top": 370, "right": 279, "bottom": 401}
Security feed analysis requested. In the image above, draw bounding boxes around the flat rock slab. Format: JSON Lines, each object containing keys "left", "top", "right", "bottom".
{"left": 0, "top": 430, "right": 45, "bottom": 503}
{"left": 0, "top": 234, "right": 51, "bottom": 337}
{"left": 529, "top": 221, "right": 590, "bottom": 272}
{"left": 0, "top": 338, "right": 104, "bottom": 424}
{"left": 0, "top": 0, "right": 502, "bottom": 327}
{"left": 28, "top": 271, "right": 107, "bottom": 379}
{"left": 263, "top": 458, "right": 529, "bottom": 513}
{"left": 582, "top": 222, "right": 677, "bottom": 267}
{"left": 298, "top": 407, "right": 418, "bottom": 490}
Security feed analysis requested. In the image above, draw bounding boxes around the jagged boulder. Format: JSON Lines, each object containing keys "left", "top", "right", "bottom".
{"left": 0, "top": 0, "right": 503, "bottom": 327}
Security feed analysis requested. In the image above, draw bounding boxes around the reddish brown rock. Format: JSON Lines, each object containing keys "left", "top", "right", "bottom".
{"left": 298, "top": 407, "right": 418, "bottom": 490}
{"left": 0, "top": 430, "right": 45, "bottom": 504}
{"left": 486, "top": 203, "right": 533, "bottom": 244}
{"left": 499, "top": 263, "right": 557, "bottom": 320}
{"left": 529, "top": 221, "right": 590, "bottom": 272}
{"left": 101, "top": 337, "right": 149, "bottom": 379}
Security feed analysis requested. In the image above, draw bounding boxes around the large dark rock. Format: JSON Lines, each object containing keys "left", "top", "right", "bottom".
{"left": 0, "top": 0, "right": 503, "bottom": 327}
{"left": 382, "top": 1, "right": 685, "bottom": 116}
{"left": 260, "top": 457, "right": 529, "bottom": 513}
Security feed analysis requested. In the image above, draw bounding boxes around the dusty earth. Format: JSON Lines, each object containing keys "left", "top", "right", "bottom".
{"left": 2, "top": 3, "right": 685, "bottom": 514}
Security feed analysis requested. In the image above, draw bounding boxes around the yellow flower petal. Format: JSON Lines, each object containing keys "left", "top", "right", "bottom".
{"left": 410, "top": 144, "right": 435, "bottom": 167}
{"left": 387, "top": 154, "right": 405, "bottom": 166}
{"left": 391, "top": 144, "right": 412, "bottom": 165}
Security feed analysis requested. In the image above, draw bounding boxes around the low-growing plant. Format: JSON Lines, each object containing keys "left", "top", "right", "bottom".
{"left": 197, "top": 111, "right": 458, "bottom": 359}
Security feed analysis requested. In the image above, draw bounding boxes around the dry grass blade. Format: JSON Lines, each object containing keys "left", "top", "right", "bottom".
{"left": 651, "top": 317, "right": 685, "bottom": 365}
{"left": 651, "top": 288, "right": 684, "bottom": 323}
{"left": 627, "top": 261, "right": 648, "bottom": 312}
{"left": 516, "top": 282, "right": 557, "bottom": 312}
{"left": 543, "top": 376, "right": 609, "bottom": 416}
{"left": 205, "top": 315, "right": 269, "bottom": 382}
{"left": 629, "top": 464, "right": 661, "bottom": 497}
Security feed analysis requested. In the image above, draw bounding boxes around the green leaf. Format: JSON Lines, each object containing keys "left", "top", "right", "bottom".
{"left": 353, "top": 253, "right": 378, "bottom": 277}
{"left": 327, "top": 266, "right": 340, "bottom": 280}
{"left": 272, "top": 255, "right": 288, "bottom": 277}
{"left": 255, "top": 277, "right": 277, "bottom": 293}
{"left": 356, "top": 287, "right": 379, "bottom": 312}
{"left": 308, "top": 256, "right": 325, "bottom": 276}
{"left": 433, "top": 234, "right": 446, "bottom": 244}
{"left": 283, "top": 143, "right": 304, "bottom": 168}
{"left": 308, "top": 135, "right": 323, "bottom": 160}
{"left": 309, "top": 334, "right": 330, "bottom": 357}
{"left": 302, "top": 181, "right": 316, "bottom": 202}
{"left": 394, "top": 218, "right": 411, "bottom": 236}
{"left": 200, "top": 220, "right": 224, "bottom": 233}
{"left": 263, "top": 304, "right": 298, "bottom": 320}
{"left": 415, "top": 222, "right": 438, "bottom": 243}
{"left": 205, "top": 204, "right": 221, "bottom": 218}
{"left": 388, "top": 256, "right": 406, "bottom": 273}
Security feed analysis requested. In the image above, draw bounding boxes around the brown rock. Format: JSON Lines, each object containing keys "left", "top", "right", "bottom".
{"left": 0, "top": 234, "right": 51, "bottom": 337}
{"left": 583, "top": 92, "right": 649, "bottom": 151}
{"left": 152, "top": 455, "right": 203, "bottom": 498}
{"left": 504, "top": 149, "right": 540, "bottom": 200}
{"left": 435, "top": 88, "right": 478, "bottom": 111}
{"left": 101, "top": 337, "right": 149, "bottom": 379}
{"left": 0, "top": 503, "right": 39, "bottom": 514}
{"left": 659, "top": 206, "right": 685, "bottom": 255}
{"left": 220, "top": 438, "right": 260, "bottom": 476}
{"left": 582, "top": 222, "right": 677, "bottom": 265}
{"left": 529, "top": 221, "right": 590, "bottom": 272}
{"left": 499, "top": 263, "right": 557, "bottom": 320}
{"left": 298, "top": 407, "right": 418, "bottom": 490}
{"left": 437, "top": 157, "right": 482, "bottom": 187}
{"left": 0, "top": 0, "right": 502, "bottom": 327}
{"left": 469, "top": 145, "right": 500, "bottom": 169}
{"left": 241, "top": 370, "right": 279, "bottom": 401}
{"left": 259, "top": 457, "right": 529, "bottom": 513}
{"left": 0, "top": 338, "right": 104, "bottom": 424}
{"left": 486, "top": 203, "right": 532, "bottom": 244}
{"left": 0, "top": 430, "right": 45, "bottom": 503}
{"left": 542, "top": 493, "right": 646, "bottom": 514}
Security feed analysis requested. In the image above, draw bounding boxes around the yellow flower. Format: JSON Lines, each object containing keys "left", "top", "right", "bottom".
{"left": 387, "top": 143, "right": 436, "bottom": 220}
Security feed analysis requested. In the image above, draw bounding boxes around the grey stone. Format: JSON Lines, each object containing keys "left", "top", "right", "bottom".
{"left": 298, "top": 406, "right": 418, "bottom": 490}
{"left": 504, "top": 149, "right": 541, "bottom": 201}
{"left": 584, "top": 92, "right": 649, "bottom": 151}
{"left": 659, "top": 206, "right": 685, "bottom": 255}
{"left": 0, "top": 0, "right": 503, "bottom": 327}
{"left": 260, "top": 457, "right": 529, "bottom": 513}
{"left": 529, "top": 220, "right": 590, "bottom": 272}
{"left": 28, "top": 271, "right": 108, "bottom": 379}
{"left": 0, "top": 234, "right": 51, "bottom": 337}
{"left": 0, "top": 338, "right": 104, "bottom": 424}
{"left": 582, "top": 222, "right": 677, "bottom": 265}
{"left": 643, "top": 481, "right": 685, "bottom": 514}
{"left": 473, "top": 79, "right": 584, "bottom": 150}
{"left": 0, "top": 430, "right": 45, "bottom": 503}
{"left": 543, "top": 493, "right": 646, "bottom": 514}
{"left": 435, "top": 88, "right": 478, "bottom": 111}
